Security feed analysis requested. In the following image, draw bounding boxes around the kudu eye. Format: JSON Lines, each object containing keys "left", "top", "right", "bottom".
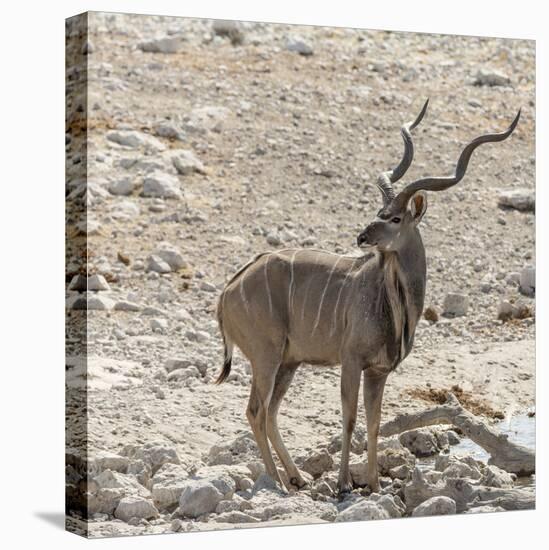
{"left": 391, "top": 217, "right": 401, "bottom": 223}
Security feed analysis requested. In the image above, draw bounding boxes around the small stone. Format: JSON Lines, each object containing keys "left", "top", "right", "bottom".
{"left": 169, "top": 150, "right": 206, "bottom": 175}
{"left": 91, "top": 451, "right": 130, "bottom": 473}
{"left": 301, "top": 449, "right": 334, "bottom": 478}
{"left": 86, "top": 295, "right": 115, "bottom": 311}
{"left": 117, "top": 251, "right": 131, "bottom": 265}
{"left": 154, "top": 123, "right": 186, "bottom": 141}
{"left": 497, "top": 300, "right": 515, "bottom": 321}
{"left": 498, "top": 189, "right": 535, "bottom": 212}
{"left": 139, "top": 36, "right": 184, "bottom": 54}
{"left": 171, "top": 518, "right": 184, "bottom": 532}
{"left": 151, "top": 318, "right": 168, "bottom": 333}
{"left": 109, "top": 178, "right": 136, "bottom": 196}
{"left": 178, "top": 480, "right": 224, "bottom": 518}
{"left": 482, "top": 465, "right": 515, "bottom": 488}
{"left": 107, "top": 130, "right": 165, "bottom": 152}
{"left": 519, "top": 265, "right": 535, "bottom": 296}
{"left": 399, "top": 428, "right": 446, "bottom": 457}
{"left": 412, "top": 496, "right": 456, "bottom": 517}
{"left": 167, "top": 366, "right": 200, "bottom": 381}
{"left": 114, "top": 496, "right": 159, "bottom": 523}
{"left": 200, "top": 281, "right": 217, "bottom": 292}
{"left": 286, "top": 37, "right": 314, "bottom": 56}
{"left": 142, "top": 172, "right": 182, "bottom": 199}
{"left": 335, "top": 499, "right": 390, "bottom": 522}
{"left": 147, "top": 255, "right": 172, "bottom": 274}
{"left": 212, "top": 20, "right": 245, "bottom": 45}
{"left": 152, "top": 242, "right": 188, "bottom": 270}
{"left": 474, "top": 69, "right": 511, "bottom": 87}
{"left": 442, "top": 293, "right": 469, "bottom": 317}
{"left": 252, "top": 473, "right": 281, "bottom": 494}
{"left": 114, "top": 300, "right": 141, "bottom": 312}
{"left": 266, "top": 232, "right": 282, "bottom": 246}
{"left": 423, "top": 305, "right": 439, "bottom": 323}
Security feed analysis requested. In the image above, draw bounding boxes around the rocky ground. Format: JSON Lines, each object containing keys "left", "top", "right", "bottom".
{"left": 66, "top": 13, "right": 535, "bottom": 538}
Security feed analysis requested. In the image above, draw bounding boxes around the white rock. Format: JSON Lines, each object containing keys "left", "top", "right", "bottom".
{"left": 147, "top": 255, "right": 172, "bottom": 273}
{"left": 252, "top": 473, "right": 281, "bottom": 494}
{"left": 399, "top": 428, "right": 447, "bottom": 457}
{"left": 107, "top": 130, "right": 165, "bottom": 152}
{"left": 66, "top": 356, "right": 143, "bottom": 391}
{"left": 139, "top": 36, "right": 184, "bottom": 54}
{"left": 88, "top": 274, "right": 111, "bottom": 291}
{"left": 301, "top": 449, "right": 334, "bottom": 478}
{"left": 151, "top": 318, "right": 168, "bottom": 333}
{"left": 200, "top": 281, "right": 217, "bottom": 292}
{"left": 109, "top": 178, "right": 136, "bottom": 196}
{"left": 154, "top": 122, "right": 186, "bottom": 141}
{"left": 178, "top": 480, "right": 224, "bottom": 518}
{"left": 151, "top": 464, "right": 190, "bottom": 510}
{"left": 184, "top": 106, "right": 231, "bottom": 134}
{"left": 213, "top": 511, "right": 259, "bottom": 524}
{"left": 87, "top": 295, "right": 115, "bottom": 311}
{"left": 335, "top": 499, "right": 390, "bottom": 522}
{"left": 443, "top": 293, "right": 469, "bottom": 317}
{"left": 152, "top": 242, "right": 187, "bottom": 270}
{"left": 482, "top": 464, "right": 515, "bottom": 488}
{"left": 212, "top": 20, "right": 244, "bottom": 45}
{"left": 498, "top": 189, "right": 535, "bottom": 212}
{"left": 169, "top": 150, "right": 206, "bottom": 175}
{"left": 122, "top": 442, "right": 181, "bottom": 474}
{"left": 114, "top": 496, "right": 159, "bottom": 522}
{"left": 91, "top": 451, "right": 130, "bottom": 474}
{"left": 474, "top": 69, "right": 511, "bottom": 87}
{"left": 412, "top": 496, "right": 457, "bottom": 517}
{"left": 114, "top": 300, "right": 141, "bottom": 312}
{"left": 167, "top": 366, "right": 200, "bottom": 381}
{"left": 286, "top": 37, "right": 314, "bottom": 56}
{"left": 142, "top": 172, "right": 182, "bottom": 199}
{"left": 519, "top": 265, "right": 535, "bottom": 296}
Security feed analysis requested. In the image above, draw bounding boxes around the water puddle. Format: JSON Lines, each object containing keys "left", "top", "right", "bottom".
{"left": 418, "top": 414, "right": 535, "bottom": 486}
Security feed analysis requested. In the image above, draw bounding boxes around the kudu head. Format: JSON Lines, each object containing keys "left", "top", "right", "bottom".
{"left": 357, "top": 100, "right": 521, "bottom": 253}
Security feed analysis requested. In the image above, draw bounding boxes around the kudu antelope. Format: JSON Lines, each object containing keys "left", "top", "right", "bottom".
{"left": 215, "top": 100, "right": 520, "bottom": 494}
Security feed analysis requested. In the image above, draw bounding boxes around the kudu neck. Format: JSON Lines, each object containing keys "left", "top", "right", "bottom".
{"left": 379, "top": 228, "right": 426, "bottom": 306}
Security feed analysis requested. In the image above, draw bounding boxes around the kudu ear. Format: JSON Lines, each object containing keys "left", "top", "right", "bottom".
{"left": 410, "top": 191, "right": 428, "bottom": 224}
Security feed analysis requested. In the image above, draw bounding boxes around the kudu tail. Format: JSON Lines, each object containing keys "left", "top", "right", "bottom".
{"left": 215, "top": 292, "right": 233, "bottom": 384}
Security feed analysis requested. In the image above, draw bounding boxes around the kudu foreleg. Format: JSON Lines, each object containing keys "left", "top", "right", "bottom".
{"left": 363, "top": 370, "right": 388, "bottom": 492}
{"left": 337, "top": 365, "right": 362, "bottom": 495}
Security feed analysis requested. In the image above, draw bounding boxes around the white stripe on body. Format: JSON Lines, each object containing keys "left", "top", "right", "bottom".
{"left": 263, "top": 253, "right": 274, "bottom": 315}
{"left": 239, "top": 270, "right": 251, "bottom": 315}
{"left": 288, "top": 250, "right": 300, "bottom": 313}
{"left": 311, "top": 256, "right": 344, "bottom": 335}
{"left": 330, "top": 259, "right": 358, "bottom": 336}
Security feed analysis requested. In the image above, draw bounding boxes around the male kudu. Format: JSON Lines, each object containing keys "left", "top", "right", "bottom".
{"left": 215, "top": 100, "right": 520, "bottom": 494}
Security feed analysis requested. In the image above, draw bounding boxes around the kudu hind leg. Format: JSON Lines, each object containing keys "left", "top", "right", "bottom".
{"left": 363, "top": 370, "right": 388, "bottom": 493}
{"left": 247, "top": 358, "right": 283, "bottom": 486}
{"left": 337, "top": 365, "right": 362, "bottom": 495}
{"left": 267, "top": 365, "right": 307, "bottom": 490}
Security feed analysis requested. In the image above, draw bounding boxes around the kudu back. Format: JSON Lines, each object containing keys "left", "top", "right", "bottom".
{"left": 215, "top": 100, "right": 520, "bottom": 494}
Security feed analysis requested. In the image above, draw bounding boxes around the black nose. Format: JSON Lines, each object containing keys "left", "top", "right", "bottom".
{"left": 357, "top": 231, "right": 367, "bottom": 247}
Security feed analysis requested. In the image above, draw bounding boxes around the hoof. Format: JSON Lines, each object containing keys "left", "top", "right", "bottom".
{"left": 337, "top": 483, "right": 353, "bottom": 498}
{"left": 289, "top": 476, "right": 309, "bottom": 491}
